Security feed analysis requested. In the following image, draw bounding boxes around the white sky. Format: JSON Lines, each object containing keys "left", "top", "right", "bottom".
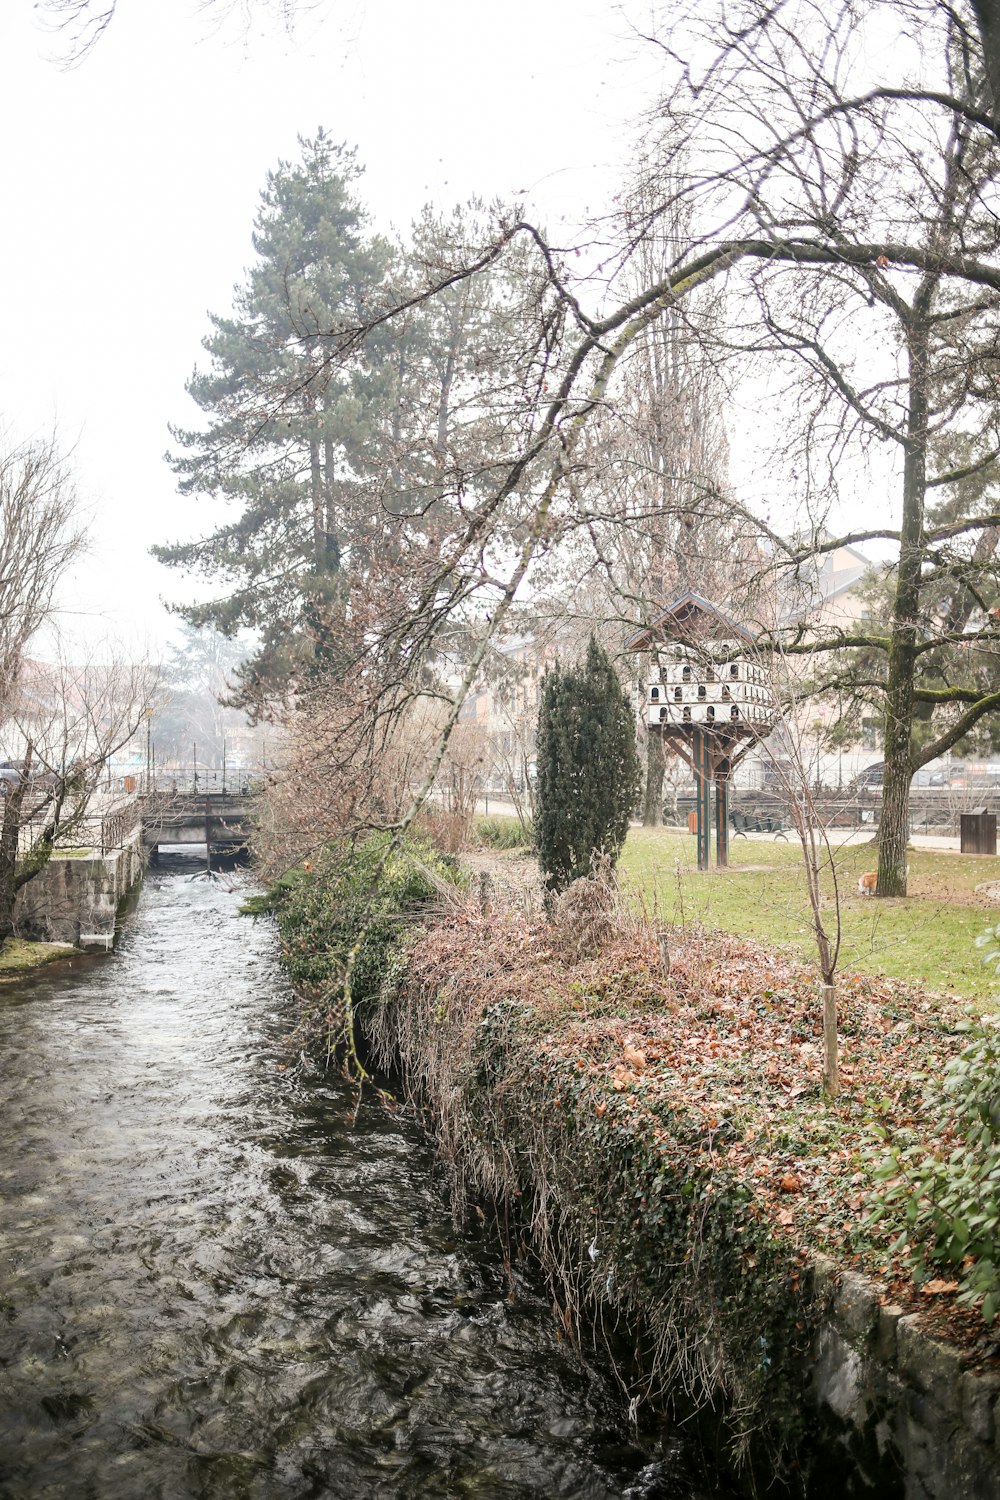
{"left": 0, "top": 0, "right": 666, "bottom": 658}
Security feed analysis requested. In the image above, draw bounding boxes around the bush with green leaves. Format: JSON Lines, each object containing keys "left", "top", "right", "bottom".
{"left": 476, "top": 816, "right": 533, "bottom": 851}
{"left": 247, "top": 833, "right": 452, "bottom": 1013}
{"left": 534, "top": 636, "right": 641, "bottom": 895}
{"left": 976, "top": 918, "right": 1000, "bottom": 980}
{"left": 871, "top": 1018, "right": 1000, "bottom": 1323}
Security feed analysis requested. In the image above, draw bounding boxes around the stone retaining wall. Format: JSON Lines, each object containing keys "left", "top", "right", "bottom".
{"left": 809, "top": 1255, "right": 1000, "bottom": 1498}
{"left": 14, "top": 830, "right": 144, "bottom": 950}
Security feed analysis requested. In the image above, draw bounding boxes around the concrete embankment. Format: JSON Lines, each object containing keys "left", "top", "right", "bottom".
{"left": 15, "top": 828, "right": 144, "bottom": 951}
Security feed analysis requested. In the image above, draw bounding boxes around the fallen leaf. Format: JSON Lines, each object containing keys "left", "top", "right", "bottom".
{"left": 921, "top": 1279, "right": 959, "bottom": 1296}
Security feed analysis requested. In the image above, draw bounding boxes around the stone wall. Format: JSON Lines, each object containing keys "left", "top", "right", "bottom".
{"left": 808, "top": 1255, "right": 1000, "bottom": 1498}
{"left": 14, "top": 831, "right": 144, "bottom": 951}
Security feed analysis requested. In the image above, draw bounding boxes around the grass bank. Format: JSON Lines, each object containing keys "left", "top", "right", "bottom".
{"left": 264, "top": 833, "right": 1000, "bottom": 1488}
{"left": 620, "top": 827, "right": 1000, "bottom": 1007}
{"left": 0, "top": 937, "right": 79, "bottom": 981}
{"left": 368, "top": 889, "right": 1000, "bottom": 1488}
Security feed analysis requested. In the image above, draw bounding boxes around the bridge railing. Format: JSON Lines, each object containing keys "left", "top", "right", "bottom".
{"left": 146, "top": 769, "right": 260, "bottom": 797}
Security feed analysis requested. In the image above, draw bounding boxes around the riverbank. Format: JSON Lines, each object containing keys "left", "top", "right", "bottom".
{"left": 0, "top": 937, "right": 80, "bottom": 981}
{"left": 264, "top": 836, "right": 1000, "bottom": 1494}
{"left": 365, "top": 891, "right": 997, "bottom": 1490}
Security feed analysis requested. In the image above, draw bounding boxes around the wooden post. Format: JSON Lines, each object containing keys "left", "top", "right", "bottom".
{"left": 693, "top": 729, "right": 704, "bottom": 868}
{"left": 695, "top": 731, "right": 711, "bottom": 871}
{"left": 716, "top": 771, "right": 729, "bottom": 867}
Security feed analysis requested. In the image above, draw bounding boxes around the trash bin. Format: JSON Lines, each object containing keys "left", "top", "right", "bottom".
{"left": 960, "top": 808, "right": 997, "bottom": 855}
{"left": 687, "top": 810, "right": 698, "bottom": 835}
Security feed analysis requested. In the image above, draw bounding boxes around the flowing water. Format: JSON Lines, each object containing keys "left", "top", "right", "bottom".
{"left": 0, "top": 862, "right": 721, "bottom": 1500}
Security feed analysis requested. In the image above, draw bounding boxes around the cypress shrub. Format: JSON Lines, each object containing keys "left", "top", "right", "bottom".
{"left": 535, "top": 636, "right": 641, "bottom": 894}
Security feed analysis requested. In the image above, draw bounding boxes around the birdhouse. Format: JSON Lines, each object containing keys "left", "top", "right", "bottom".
{"left": 647, "top": 656, "right": 775, "bottom": 730}
{"left": 627, "top": 593, "right": 778, "bottom": 869}
{"left": 629, "top": 593, "right": 777, "bottom": 740}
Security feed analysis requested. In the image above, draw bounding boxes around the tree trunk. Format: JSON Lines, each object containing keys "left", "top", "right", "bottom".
{"left": 322, "top": 434, "right": 340, "bottom": 575}
{"left": 642, "top": 731, "right": 665, "bottom": 826}
{"left": 971, "top": 0, "right": 1000, "bottom": 122}
{"left": 0, "top": 754, "right": 30, "bottom": 942}
{"left": 877, "top": 321, "right": 929, "bottom": 898}
{"left": 309, "top": 435, "right": 323, "bottom": 571}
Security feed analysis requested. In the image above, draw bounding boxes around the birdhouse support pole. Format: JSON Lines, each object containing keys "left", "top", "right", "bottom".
{"left": 695, "top": 731, "right": 712, "bottom": 871}
{"left": 715, "top": 770, "right": 729, "bottom": 867}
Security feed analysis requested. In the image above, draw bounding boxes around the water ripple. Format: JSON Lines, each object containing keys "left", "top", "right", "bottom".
{"left": 0, "top": 866, "right": 718, "bottom": 1499}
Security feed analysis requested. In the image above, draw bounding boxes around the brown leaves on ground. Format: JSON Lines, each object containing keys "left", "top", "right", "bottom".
{"left": 405, "top": 897, "right": 980, "bottom": 1346}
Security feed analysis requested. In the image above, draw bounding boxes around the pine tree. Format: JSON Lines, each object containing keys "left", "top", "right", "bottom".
{"left": 155, "top": 138, "right": 537, "bottom": 716}
{"left": 535, "top": 637, "right": 641, "bottom": 895}
{"left": 155, "top": 133, "right": 393, "bottom": 710}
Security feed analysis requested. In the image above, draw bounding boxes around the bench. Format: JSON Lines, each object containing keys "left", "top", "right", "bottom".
{"left": 730, "top": 810, "right": 790, "bottom": 839}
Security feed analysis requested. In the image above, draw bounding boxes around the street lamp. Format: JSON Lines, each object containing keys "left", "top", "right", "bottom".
{"left": 144, "top": 707, "right": 154, "bottom": 791}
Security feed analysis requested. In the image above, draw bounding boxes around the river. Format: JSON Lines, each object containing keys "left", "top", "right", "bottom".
{"left": 0, "top": 862, "right": 721, "bottom": 1499}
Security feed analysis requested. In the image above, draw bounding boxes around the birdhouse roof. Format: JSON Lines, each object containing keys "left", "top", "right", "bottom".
{"left": 626, "top": 592, "right": 755, "bottom": 651}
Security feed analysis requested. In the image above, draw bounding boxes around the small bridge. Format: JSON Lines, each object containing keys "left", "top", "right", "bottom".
{"left": 140, "top": 775, "right": 255, "bottom": 859}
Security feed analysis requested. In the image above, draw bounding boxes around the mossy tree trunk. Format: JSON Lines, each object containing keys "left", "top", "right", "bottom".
{"left": 877, "top": 317, "right": 929, "bottom": 899}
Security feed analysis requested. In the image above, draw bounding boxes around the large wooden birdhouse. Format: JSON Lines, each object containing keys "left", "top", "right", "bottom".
{"left": 628, "top": 593, "right": 778, "bottom": 869}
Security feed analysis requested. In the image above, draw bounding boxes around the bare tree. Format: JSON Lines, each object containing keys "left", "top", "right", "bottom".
{"left": 761, "top": 668, "right": 846, "bottom": 1098}
{"left": 0, "top": 651, "right": 155, "bottom": 938}
{"left": 163, "top": 0, "right": 1000, "bottom": 941}
{"left": 36, "top": 0, "right": 302, "bottom": 63}
{"left": 0, "top": 435, "right": 85, "bottom": 719}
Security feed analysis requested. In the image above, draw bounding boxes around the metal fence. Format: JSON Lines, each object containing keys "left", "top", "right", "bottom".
{"left": 147, "top": 769, "right": 259, "bottom": 797}
{"left": 671, "top": 787, "right": 983, "bottom": 837}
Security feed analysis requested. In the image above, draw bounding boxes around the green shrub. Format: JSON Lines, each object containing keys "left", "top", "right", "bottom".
{"left": 254, "top": 833, "right": 451, "bottom": 1014}
{"left": 476, "top": 815, "right": 533, "bottom": 851}
{"left": 871, "top": 1026, "right": 1000, "bottom": 1322}
{"left": 534, "top": 636, "right": 641, "bottom": 895}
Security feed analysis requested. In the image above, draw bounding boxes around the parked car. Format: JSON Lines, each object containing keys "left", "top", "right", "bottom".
{"left": 849, "top": 762, "right": 883, "bottom": 790}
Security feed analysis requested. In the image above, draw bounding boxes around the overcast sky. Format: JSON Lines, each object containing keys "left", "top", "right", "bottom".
{"left": 0, "top": 0, "right": 664, "bottom": 657}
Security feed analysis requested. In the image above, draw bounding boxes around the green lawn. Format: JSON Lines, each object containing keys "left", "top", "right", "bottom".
{"left": 0, "top": 938, "right": 79, "bottom": 980}
{"left": 619, "top": 827, "right": 1000, "bottom": 1009}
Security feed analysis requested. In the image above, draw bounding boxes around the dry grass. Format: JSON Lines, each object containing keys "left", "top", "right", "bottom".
{"left": 384, "top": 891, "right": 996, "bottom": 1360}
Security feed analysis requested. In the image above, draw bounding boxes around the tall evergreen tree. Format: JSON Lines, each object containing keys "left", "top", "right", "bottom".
{"left": 156, "top": 137, "right": 538, "bottom": 716}
{"left": 155, "top": 133, "right": 393, "bottom": 710}
{"left": 535, "top": 637, "right": 641, "bottom": 895}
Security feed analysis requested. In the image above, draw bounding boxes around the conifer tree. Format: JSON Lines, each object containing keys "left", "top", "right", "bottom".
{"left": 155, "top": 132, "right": 392, "bottom": 710}
{"left": 534, "top": 637, "right": 641, "bottom": 895}
{"left": 156, "top": 136, "right": 537, "bottom": 717}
